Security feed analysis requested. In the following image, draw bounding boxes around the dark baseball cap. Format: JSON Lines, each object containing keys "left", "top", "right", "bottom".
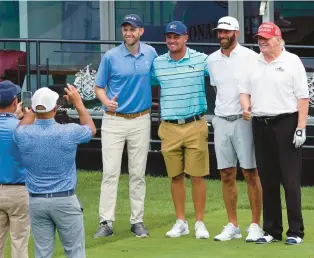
{"left": 165, "top": 21, "right": 188, "bottom": 35}
{"left": 121, "top": 14, "right": 143, "bottom": 28}
{"left": 0, "top": 80, "right": 21, "bottom": 106}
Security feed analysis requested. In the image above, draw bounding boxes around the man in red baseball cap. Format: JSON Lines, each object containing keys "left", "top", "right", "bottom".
{"left": 239, "top": 21, "right": 309, "bottom": 245}
{"left": 255, "top": 21, "right": 282, "bottom": 38}
{"left": 254, "top": 22, "right": 283, "bottom": 58}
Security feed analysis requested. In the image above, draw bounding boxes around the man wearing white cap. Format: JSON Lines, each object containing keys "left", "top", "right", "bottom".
{"left": 14, "top": 85, "right": 96, "bottom": 258}
{"left": 207, "top": 16, "right": 263, "bottom": 242}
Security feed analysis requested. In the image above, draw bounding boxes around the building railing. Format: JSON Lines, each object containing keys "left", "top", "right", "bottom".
{"left": 1, "top": 38, "right": 314, "bottom": 89}
{"left": 1, "top": 37, "right": 314, "bottom": 88}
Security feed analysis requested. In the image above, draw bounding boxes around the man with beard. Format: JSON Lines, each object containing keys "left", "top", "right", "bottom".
{"left": 94, "top": 14, "right": 158, "bottom": 238}
{"left": 207, "top": 16, "right": 263, "bottom": 242}
{"left": 152, "top": 21, "right": 210, "bottom": 239}
{"left": 240, "top": 22, "right": 308, "bottom": 245}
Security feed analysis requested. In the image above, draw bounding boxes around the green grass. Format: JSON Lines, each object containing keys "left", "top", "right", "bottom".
{"left": 4, "top": 171, "right": 314, "bottom": 258}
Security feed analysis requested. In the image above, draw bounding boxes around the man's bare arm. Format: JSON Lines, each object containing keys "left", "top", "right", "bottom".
{"left": 297, "top": 98, "right": 309, "bottom": 129}
{"left": 65, "top": 84, "right": 96, "bottom": 136}
{"left": 240, "top": 93, "right": 251, "bottom": 111}
{"left": 94, "top": 86, "right": 118, "bottom": 112}
{"left": 240, "top": 93, "right": 252, "bottom": 121}
{"left": 94, "top": 86, "right": 109, "bottom": 107}
{"left": 18, "top": 109, "right": 36, "bottom": 126}
{"left": 75, "top": 103, "right": 97, "bottom": 136}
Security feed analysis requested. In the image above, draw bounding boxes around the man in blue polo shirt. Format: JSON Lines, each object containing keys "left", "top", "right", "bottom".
{"left": 14, "top": 85, "right": 96, "bottom": 258}
{"left": 94, "top": 14, "right": 157, "bottom": 238}
{"left": 0, "top": 81, "right": 29, "bottom": 258}
{"left": 152, "top": 21, "right": 210, "bottom": 239}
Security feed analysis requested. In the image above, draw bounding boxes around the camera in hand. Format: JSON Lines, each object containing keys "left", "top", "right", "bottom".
{"left": 22, "top": 91, "right": 32, "bottom": 110}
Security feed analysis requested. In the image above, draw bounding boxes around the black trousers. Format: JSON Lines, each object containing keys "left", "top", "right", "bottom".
{"left": 252, "top": 112, "right": 304, "bottom": 240}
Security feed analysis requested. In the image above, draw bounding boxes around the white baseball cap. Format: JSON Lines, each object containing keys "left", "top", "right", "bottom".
{"left": 31, "top": 87, "right": 59, "bottom": 113}
{"left": 213, "top": 16, "right": 239, "bottom": 31}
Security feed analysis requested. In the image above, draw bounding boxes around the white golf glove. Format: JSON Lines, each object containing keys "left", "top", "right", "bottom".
{"left": 293, "top": 128, "right": 306, "bottom": 148}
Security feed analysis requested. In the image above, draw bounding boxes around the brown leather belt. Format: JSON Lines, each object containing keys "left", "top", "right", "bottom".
{"left": 105, "top": 108, "right": 150, "bottom": 119}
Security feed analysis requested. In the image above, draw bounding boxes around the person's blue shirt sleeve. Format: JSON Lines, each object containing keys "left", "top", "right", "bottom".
{"left": 152, "top": 47, "right": 158, "bottom": 59}
{"left": 151, "top": 61, "right": 160, "bottom": 86}
{"left": 12, "top": 128, "right": 19, "bottom": 144}
{"left": 68, "top": 124, "right": 93, "bottom": 144}
{"left": 204, "top": 61, "right": 209, "bottom": 76}
{"left": 10, "top": 137, "right": 24, "bottom": 170}
{"left": 95, "top": 54, "right": 111, "bottom": 88}
{"left": 13, "top": 126, "right": 28, "bottom": 148}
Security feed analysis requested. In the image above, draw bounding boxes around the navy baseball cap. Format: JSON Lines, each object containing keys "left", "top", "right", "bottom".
{"left": 165, "top": 21, "right": 188, "bottom": 35}
{"left": 0, "top": 80, "right": 21, "bottom": 106}
{"left": 121, "top": 14, "right": 143, "bottom": 28}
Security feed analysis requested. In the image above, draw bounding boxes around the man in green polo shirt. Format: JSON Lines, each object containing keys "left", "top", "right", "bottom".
{"left": 152, "top": 21, "right": 210, "bottom": 239}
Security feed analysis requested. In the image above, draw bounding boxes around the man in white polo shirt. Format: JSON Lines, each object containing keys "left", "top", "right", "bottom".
{"left": 208, "top": 16, "right": 263, "bottom": 242}
{"left": 240, "top": 22, "right": 309, "bottom": 245}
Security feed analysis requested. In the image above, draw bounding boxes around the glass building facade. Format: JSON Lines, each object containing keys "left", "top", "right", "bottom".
{"left": 3, "top": 1, "right": 314, "bottom": 44}
{"left": 1, "top": 0, "right": 314, "bottom": 114}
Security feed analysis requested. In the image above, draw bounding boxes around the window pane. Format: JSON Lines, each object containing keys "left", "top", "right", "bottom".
{"left": 244, "top": 1, "right": 262, "bottom": 46}
{"left": 274, "top": 1, "right": 314, "bottom": 117}
{"left": 28, "top": 1, "right": 100, "bottom": 66}
{"left": 0, "top": 1, "right": 20, "bottom": 50}
{"left": 274, "top": 1, "right": 314, "bottom": 49}
{"left": 25, "top": 1, "right": 101, "bottom": 91}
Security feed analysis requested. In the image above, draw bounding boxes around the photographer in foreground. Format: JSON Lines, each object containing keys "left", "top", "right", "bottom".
{"left": 14, "top": 84, "right": 96, "bottom": 258}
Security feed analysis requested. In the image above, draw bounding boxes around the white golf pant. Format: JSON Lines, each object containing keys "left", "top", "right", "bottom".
{"left": 99, "top": 113, "right": 150, "bottom": 224}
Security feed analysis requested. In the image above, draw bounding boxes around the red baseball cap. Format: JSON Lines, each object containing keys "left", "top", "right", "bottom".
{"left": 254, "top": 22, "right": 282, "bottom": 39}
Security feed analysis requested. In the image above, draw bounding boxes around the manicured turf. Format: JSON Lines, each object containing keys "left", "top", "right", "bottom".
{"left": 4, "top": 172, "right": 314, "bottom": 257}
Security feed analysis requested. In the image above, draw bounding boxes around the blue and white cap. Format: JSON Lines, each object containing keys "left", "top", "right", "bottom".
{"left": 165, "top": 21, "right": 188, "bottom": 35}
{"left": 121, "top": 14, "right": 143, "bottom": 28}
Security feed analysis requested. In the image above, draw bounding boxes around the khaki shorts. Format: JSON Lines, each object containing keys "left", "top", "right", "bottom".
{"left": 158, "top": 118, "right": 209, "bottom": 178}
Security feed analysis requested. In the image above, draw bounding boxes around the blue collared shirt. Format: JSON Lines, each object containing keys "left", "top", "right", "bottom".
{"left": 13, "top": 119, "right": 92, "bottom": 194}
{"left": 0, "top": 113, "right": 26, "bottom": 184}
{"left": 152, "top": 48, "right": 209, "bottom": 120}
{"left": 95, "top": 42, "right": 158, "bottom": 113}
